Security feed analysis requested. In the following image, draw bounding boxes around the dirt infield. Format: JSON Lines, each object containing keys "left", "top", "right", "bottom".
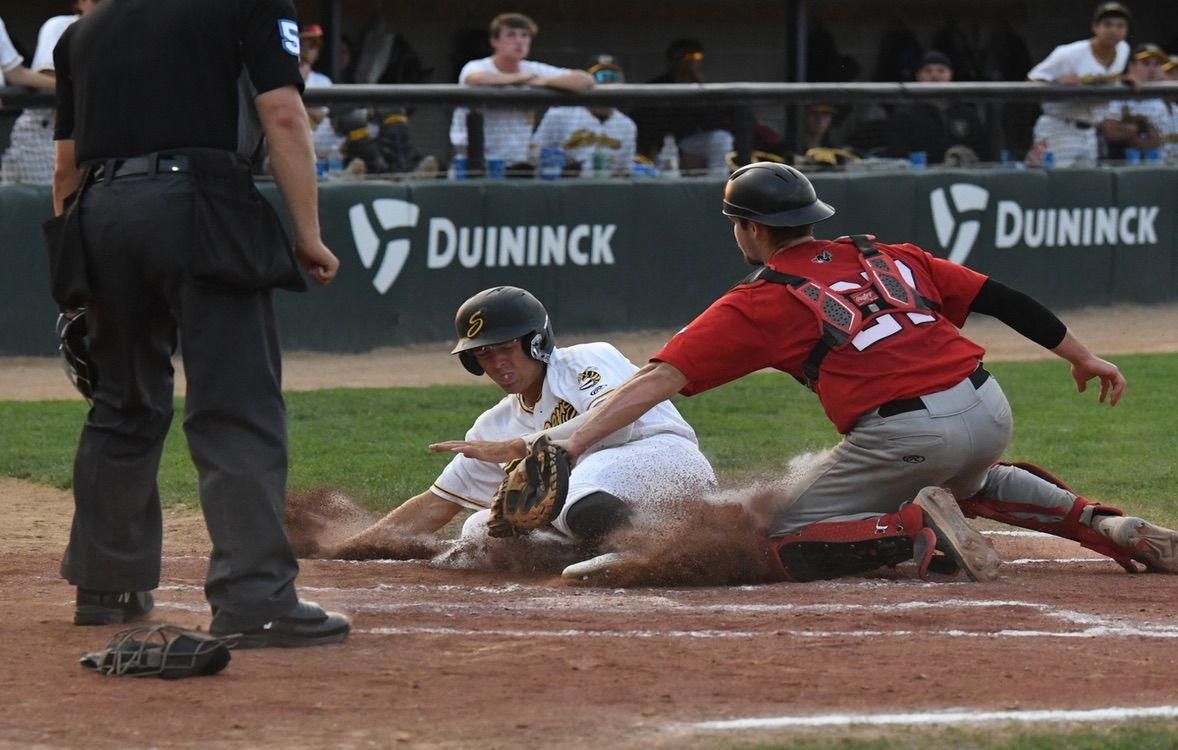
{"left": 3, "top": 304, "right": 1178, "bottom": 748}
{"left": 3, "top": 480, "right": 1177, "bottom": 749}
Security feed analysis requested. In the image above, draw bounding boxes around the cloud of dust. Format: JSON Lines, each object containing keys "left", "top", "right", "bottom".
{"left": 284, "top": 450, "right": 831, "bottom": 584}
{"left": 285, "top": 487, "right": 445, "bottom": 560}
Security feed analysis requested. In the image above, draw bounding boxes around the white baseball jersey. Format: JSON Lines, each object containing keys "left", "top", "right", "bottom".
{"left": 303, "top": 70, "right": 346, "bottom": 159}
{"left": 2, "top": 14, "right": 76, "bottom": 186}
{"left": 531, "top": 106, "right": 637, "bottom": 176}
{"left": 0, "top": 18, "right": 25, "bottom": 85}
{"left": 432, "top": 342, "right": 715, "bottom": 537}
{"left": 1028, "top": 39, "right": 1129, "bottom": 123}
{"left": 449, "top": 56, "right": 570, "bottom": 164}
{"left": 1106, "top": 97, "right": 1175, "bottom": 160}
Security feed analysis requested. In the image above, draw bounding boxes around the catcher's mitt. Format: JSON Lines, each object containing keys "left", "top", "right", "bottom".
{"left": 56, "top": 309, "right": 97, "bottom": 405}
{"left": 80, "top": 625, "right": 233, "bottom": 679}
{"left": 487, "top": 435, "right": 571, "bottom": 538}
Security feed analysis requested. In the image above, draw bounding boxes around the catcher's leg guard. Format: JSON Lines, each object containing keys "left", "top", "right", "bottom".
{"left": 959, "top": 461, "right": 1138, "bottom": 573}
{"left": 768, "top": 502, "right": 933, "bottom": 583}
{"left": 565, "top": 492, "right": 631, "bottom": 545}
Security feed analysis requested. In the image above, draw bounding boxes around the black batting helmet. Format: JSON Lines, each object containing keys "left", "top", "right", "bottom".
{"left": 451, "top": 286, "right": 555, "bottom": 376}
{"left": 722, "top": 162, "right": 835, "bottom": 227}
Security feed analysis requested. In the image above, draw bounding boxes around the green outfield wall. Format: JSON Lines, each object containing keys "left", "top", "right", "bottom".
{"left": 2, "top": 168, "right": 1175, "bottom": 356}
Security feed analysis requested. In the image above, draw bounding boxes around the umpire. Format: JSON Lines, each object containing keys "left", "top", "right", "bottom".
{"left": 50, "top": 0, "right": 349, "bottom": 648}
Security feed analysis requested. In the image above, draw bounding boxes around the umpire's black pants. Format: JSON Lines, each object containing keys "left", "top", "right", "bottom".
{"left": 61, "top": 170, "right": 299, "bottom": 633}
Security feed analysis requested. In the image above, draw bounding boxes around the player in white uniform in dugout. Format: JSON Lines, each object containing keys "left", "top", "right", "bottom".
{"left": 321, "top": 286, "right": 716, "bottom": 565}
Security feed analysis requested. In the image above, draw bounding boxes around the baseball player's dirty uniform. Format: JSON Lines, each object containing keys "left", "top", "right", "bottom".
{"left": 654, "top": 236, "right": 1076, "bottom": 536}
{"left": 531, "top": 106, "right": 638, "bottom": 176}
{"left": 1, "top": 14, "right": 76, "bottom": 185}
{"left": 432, "top": 342, "right": 715, "bottom": 538}
{"left": 449, "top": 56, "right": 571, "bottom": 165}
{"left": 1027, "top": 39, "right": 1129, "bottom": 166}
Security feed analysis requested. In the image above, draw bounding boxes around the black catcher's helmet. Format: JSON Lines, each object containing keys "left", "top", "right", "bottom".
{"left": 451, "top": 286, "right": 556, "bottom": 375}
{"left": 722, "top": 162, "right": 835, "bottom": 227}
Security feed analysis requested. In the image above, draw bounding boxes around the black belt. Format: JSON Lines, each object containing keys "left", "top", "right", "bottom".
{"left": 877, "top": 365, "right": 991, "bottom": 419}
{"left": 91, "top": 154, "right": 190, "bottom": 182}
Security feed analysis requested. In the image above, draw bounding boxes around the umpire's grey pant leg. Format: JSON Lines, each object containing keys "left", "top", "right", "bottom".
{"left": 62, "top": 177, "right": 181, "bottom": 591}
{"left": 176, "top": 280, "right": 299, "bottom": 632}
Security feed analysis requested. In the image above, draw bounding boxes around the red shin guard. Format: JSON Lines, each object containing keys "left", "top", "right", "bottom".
{"left": 768, "top": 503, "right": 935, "bottom": 582}
{"left": 959, "top": 461, "right": 1136, "bottom": 573}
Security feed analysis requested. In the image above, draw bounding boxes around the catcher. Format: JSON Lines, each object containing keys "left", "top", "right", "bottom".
{"left": 316, "top": 286, "right": 716, "bottom": 566}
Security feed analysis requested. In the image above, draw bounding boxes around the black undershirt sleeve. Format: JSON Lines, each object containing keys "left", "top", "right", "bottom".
{"left": 968, "top": 278, "right": 1067, "bottom": 349}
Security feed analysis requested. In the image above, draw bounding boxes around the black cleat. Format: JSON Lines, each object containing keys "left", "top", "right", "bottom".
{"left": 217, "top": 601, "right": 351, "bottom": 649}
{"left": 74, "top": 589, "right": 155, "bottom": 626}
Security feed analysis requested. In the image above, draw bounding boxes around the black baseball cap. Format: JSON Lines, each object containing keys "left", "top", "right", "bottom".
{"left": 918, "top": 50, "right": 953, "bottom": 70}
{"left": 1092, "top": 1, "right": 1131, "bottom": 23}
{"left": 1131, "top": 43, "right": 1168, "bottom": 63}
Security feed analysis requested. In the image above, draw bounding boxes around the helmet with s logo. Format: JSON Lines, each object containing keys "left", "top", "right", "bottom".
{"left": 451, "top": 286, "right": 555, "bottom": 375}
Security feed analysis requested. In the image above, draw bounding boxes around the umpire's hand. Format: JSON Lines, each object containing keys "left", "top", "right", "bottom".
{"left": 297, "top": 238, "right": 340, "bottom": 286}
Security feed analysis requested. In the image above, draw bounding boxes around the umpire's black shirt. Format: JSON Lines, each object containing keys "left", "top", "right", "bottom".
{"left": 54, "top": 0, "right": 304, "bottom": 163}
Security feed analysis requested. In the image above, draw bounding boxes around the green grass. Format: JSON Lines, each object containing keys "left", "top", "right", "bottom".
{"left": 1, "top": 354, "right": 1174, "bottom": 525}
{"left": 731, "top": 721, "right": 1178, "bottom": 749}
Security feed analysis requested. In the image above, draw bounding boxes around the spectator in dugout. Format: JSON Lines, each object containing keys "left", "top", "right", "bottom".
{"left": 1025, "top": 1, "right": 1131, "bottom": 167}
{"left": 530, "top": 55, "right": 637, "bottom": 177}
{"left": 297, "top": 23, "right": 346, "bottom": 166}
{"left": 1100, "top": 43, "right": 1173, "bottom": 162}
{"left": 633, "top": 38, "right": 736, "bottom": 176}
{"left": 884, "top": 50, "right": 990, "bottom": 166}
{"left": 448, "top": 12, "right": 594, "bottom": 178}
{"left": 2, "top": 0, "right": 99, "bottom": 185}
{"left": 0, "top": 16, "right": 56, "bottom": 101}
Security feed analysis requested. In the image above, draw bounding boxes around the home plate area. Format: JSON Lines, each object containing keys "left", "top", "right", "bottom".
{"left": 23, "top": 529, "right": 1176, "bottom": 749}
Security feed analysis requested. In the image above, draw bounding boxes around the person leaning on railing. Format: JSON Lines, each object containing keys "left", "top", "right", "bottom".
{"left": 1025, "top": 1, "right": 1131, "bottom": 167}
{"left": 1099, "top": 43, "right": 1173, "bottom": 163}
{"left": 448, "top": 12, "right": 593, "bottom": 178}
{"left": 0, "top": 16, "right": 56, "bottom": 106}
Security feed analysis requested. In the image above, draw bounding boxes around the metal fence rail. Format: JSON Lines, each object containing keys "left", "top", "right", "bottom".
{"left": 4, "top": 81, "right": 1176, "bottom": 175}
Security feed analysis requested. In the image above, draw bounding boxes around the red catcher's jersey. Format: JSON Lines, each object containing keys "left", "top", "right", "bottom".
{"left": 654, "top": 237, "right": 989, "bottom": 433}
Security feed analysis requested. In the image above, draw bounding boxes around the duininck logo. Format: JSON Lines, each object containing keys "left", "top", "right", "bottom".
{"left": 929, "top": 184, "right": 989, "bottom": 265}
{"left": 347, "top": 200, "right": 617, "bottom": 294}
{"left": 929, "top": 183, "right": 1160, "bottom": 262}
{"left": 349, "top": 199, "right": 418, "bottom": 294}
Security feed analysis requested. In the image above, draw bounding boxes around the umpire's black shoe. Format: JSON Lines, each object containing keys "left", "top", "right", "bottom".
{"left": 74, "top": 588, "right": 155, "bottom": 626}
{"left": 221, "top": 601, "right": 351, "bottom": 649}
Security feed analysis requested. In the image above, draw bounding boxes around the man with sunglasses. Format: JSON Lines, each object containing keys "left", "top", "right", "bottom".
{"left": 1099, "top": 43, "right": 1173, "bottom": 161}
{"left": 634, "top": 38, "right": 734, "bottom": 176}
{"left": 531, "top": 55, "right": 637, "bottom": 177}
{"left": 312, "top": 286, "right": 715, "bottom": 567}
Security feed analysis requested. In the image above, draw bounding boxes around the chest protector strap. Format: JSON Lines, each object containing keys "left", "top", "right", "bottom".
{"left": 742, "top": 235, "right": 939, "bottom": 388}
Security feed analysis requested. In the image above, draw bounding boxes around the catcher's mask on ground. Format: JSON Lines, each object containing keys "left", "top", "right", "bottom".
{"left": 722, "top": 162, "right": 835, "bottom": 228}
{"left": 451, "top": 286, "right": 555, "bottom": 375}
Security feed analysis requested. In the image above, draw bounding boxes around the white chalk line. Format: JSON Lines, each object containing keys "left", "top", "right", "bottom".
{"left": 689, "top": 704, "right": 1178, "bottom": 730}
{"left": 357, "top": 622, "right": 1178, "bottom": 640}
{"left": 141, "top": 582, "right": 1177, "bottom": 640}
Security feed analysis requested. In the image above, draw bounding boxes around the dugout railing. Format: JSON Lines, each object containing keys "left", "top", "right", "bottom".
{"left": 3, "top": 81, "right": 1177, "bottom": 177}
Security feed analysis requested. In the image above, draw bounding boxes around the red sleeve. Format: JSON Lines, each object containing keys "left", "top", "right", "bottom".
{"left": 653, "top": 284, "right": 817, "bottom": 396}
{"left": 886, "top": 243, "right": 988, "bottom": 328}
